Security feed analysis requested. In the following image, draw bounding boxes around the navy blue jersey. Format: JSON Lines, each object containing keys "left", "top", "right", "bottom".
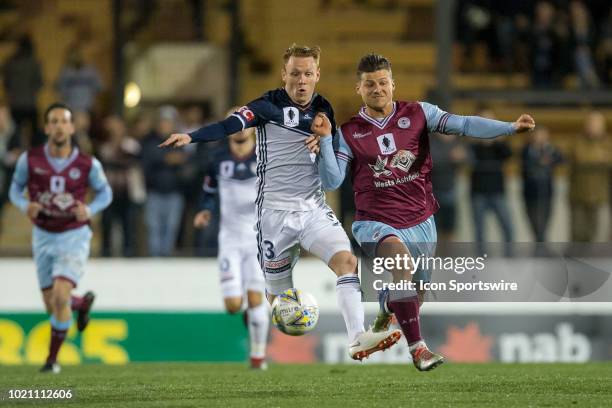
{"left": 201, "top": 145, "right": 258, "bottom": 244}
{"left": 231, "top": 88, "right": 337, "bottom": 212}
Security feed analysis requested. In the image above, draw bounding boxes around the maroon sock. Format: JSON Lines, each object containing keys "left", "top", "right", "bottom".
{"left": 388, "top": 297, "right": 422, "bottom": 345}
{"left": 71, "top": 295, "right": 84, "bottom": 311}
{"left": 46, "top": 327, "right": 67, "bottom": 364}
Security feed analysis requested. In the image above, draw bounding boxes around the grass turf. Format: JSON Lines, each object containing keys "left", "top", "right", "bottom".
{"left": 1, "top": 363, "right": 611, "bottom": 407}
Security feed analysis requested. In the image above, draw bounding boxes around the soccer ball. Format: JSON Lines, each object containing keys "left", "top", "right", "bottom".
{"left": 271, "top": 288, "right": 319, "bottom": 336}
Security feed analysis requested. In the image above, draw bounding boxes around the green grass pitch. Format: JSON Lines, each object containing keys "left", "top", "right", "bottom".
{"left": 1, "top": 363, "right": 611, "bottom": 407}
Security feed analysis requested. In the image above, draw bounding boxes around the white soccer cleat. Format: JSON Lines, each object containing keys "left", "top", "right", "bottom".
{"left": 348, "top": 327, "right": 402, "bottom": 361}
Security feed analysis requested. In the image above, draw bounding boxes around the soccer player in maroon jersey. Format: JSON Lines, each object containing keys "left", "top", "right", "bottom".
{"left": 9, "top": 103, "right": 112, "bottom": 373}
{"left": 308, "top": 54, "right": 535, "bottom": 371}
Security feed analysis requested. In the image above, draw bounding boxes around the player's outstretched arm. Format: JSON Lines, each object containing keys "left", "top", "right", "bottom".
{"left": 420, "top": 102, "right": 535, "bottom": 139}
{"left": 159, "top": 115, "right": 246, "bottom": 148}
{"left": 309, "top": 113, "right": 350, "bottom": 191}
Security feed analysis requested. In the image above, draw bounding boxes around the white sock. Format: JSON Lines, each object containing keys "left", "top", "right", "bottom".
{"left": 336, "top": 273, "right": 365, "bottom": 343}
{"left": 409, "top": 340, "right": 426, "bottom": 353}
{"left": 247, "top": 302, "right": 269, "bottom": 359}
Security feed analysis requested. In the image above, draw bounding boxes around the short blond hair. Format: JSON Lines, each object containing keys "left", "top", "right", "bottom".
{"left": 283, "top": 44, "right": 321, "bottom": 66}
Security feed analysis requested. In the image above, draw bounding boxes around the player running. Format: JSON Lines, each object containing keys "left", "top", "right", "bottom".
{"left": 193, "top": 110, "right": 269, "bottom": 369}
{"left": 9, "top": 102, "right": 112, "bottom": 373}
{"left": 310, "top": 54, "right": 535, "bottom": 371}
{"left": 160, "top": 45, "right": 401, "bottom": 360}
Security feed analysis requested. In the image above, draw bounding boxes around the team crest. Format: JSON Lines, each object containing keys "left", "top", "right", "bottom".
{"left": 398, "top": 117, "right": 411, "bottom": 129}
{"left": 390, "top": 150, "right": 416, "bottom": 173}
{"left": 69, "top": 168, "right": 81, "bottom": 179}
{"left": 283, "top": 107, "right": 300, "bottom": 128}
{"left": 376, "top": 133, "right": 396, "bottom": 155}
{"left": 368, "top": 156, "right": 393, "bottom": 178}
{"left": 372, "top": 230, "right": 382, "bottom": 241}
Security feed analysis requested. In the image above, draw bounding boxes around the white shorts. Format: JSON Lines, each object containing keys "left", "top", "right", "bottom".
{"left": 257, "top": 205, "right": 352, "bottom": 295}
{"left": 33, "top": 225, "right": 92, "bottom": 289}
{"left": 218, "top": 245, "right": 265, "bottom": 298}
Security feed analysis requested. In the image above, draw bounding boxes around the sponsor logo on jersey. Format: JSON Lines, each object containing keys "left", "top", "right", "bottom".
{"left": 283, "top": 107, "right": 300, "bottom": 128}
{"left": 390, "top": 150, "right": 416, "bottom": 173}
{"left": 398, "top": 117, "right": 411, "bottom": 129}
{"left": 238, "top": 106, "right": 255, "bottom": 122}
{"left": 33, "top": 167, "right": 48, "bottom": 175}
{"left": 368, "top": 156, "right": 393, "bottom": 178}
{"left": 352, "top": 131, "right": 372, "bottom": 139}
{"left": 377, "top": 133, "right": 397, "bottom": 155}
{"left": 52, "top": 192, "right": 75, "bottom": 211}
{"left": 69, "top": 167, "right": 81, "bottom": 180}
{"left": 304, "top": 113, "right": 312, "bottom": 119}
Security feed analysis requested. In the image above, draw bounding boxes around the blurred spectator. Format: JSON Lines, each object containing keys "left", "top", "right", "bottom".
{"left": 569, "top": 111, "right": 611, "bottom": 242}
{"left": 470, "top": 109, "right": 514, "bottom": 256}
{"left": 596, "top": 9, "right": 612, "bottom": 85}
{"left": 1, "top": 36, "right": 43, "bottom": 140}
{"left": 177, "top": 103, "right": 209, "bottom": 254}
{"left": 521, "top": 127, "right": 563, "bottom": 242}
{"left": 130, "top": 110, "right": 154, "bottom": 142}
{"left": 530, "top": 1, "right": 564, "bottom": 88}
{"left": 569, "top": 1, "right": 600, "bottom": 88}
{"left": 73, "top": 111, "right": 94, "bottom": 154}
{"left": 141, "top": 106, "right": 187, "bottom": 256}
{"left": 56, "top": 46, "right": 103, "bottom": 113}
{"left": 0, "top": 105, "right": 19, "bottom": 234}
{"left": 98, "top": 115, "right": 143, "bottom": 257}
{"left": 430, "top": 133, "right": 468, "bottom": 241}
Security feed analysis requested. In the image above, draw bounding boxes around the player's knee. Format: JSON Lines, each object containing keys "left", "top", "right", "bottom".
{"left": 51, "top": 292, "right": 70, "bottom": 313}
{"left": 329, "top": 251, "right": 357, "bottom": 276}
{"left": 224, "top": 297, "right": 243, "bottom": 314}
{"left": 246, "top": 291, "right": 263, "bottom": 308}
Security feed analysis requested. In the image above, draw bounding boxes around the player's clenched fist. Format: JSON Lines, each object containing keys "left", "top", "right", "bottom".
{"left": 158, "top": 133, "right": 192, "bottom": 148}
{"left": 27, "top": 202, "right": 43, "bottom": 220}
{"left": 193, "top": 210, "right": 212, "bottom": 228}
{"left": 311, "top": 112, "right": 332, "bottom": 137}
{"left": 72, "top": 201, "right": 91, "bottom": 222}
{"left": 513, "top": 114, "right": 536, "bottom": 133}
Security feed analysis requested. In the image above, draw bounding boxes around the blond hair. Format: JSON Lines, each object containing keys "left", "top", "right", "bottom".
{"left": 283, "top": 44, "right": 321, "bottom": 66}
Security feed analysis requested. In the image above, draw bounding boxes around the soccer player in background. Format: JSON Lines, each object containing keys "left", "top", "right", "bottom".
{"left": 160, "top": 45, "right": 401, "bottom": 360}
{"left": 310, "top": 54, "right": 535, "bottom": 371}
{"left": 193, "top": 109, "right": 269, "bottom": 369}
{"left": 9, "top": 103, "right": 112, "bottom": 373}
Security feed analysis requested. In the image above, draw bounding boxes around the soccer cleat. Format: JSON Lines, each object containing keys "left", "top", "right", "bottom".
{"left": 372, "top": 289, "right": 393, "bottom": 332}
{"left": 411, "top": 345, "right": 444, "bottom": 371}
{"left": 77, "top": 291, "right": 95, "bottom": 332}
{"left": 40, "top": 362, "right": 61, "bottom": 374}
{"left": 349, "top": 327, "right": 402, "bottom": 361}
{"left": 250, "top": 357, "right": 268, "bottom": 370}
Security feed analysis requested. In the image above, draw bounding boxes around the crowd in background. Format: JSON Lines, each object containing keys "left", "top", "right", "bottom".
{"left": 1, "top": 5, "right": 612, "bottom": 257}
{"left": 456, "top": 0, "right": 612, "bottom": 87}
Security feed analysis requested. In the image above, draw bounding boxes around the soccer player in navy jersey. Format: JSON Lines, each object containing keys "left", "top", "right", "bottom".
{"left": 310, "top": 54, "right": 535, "bottom": 371}
{"left": 161, "top": 46, "right": 401, "bottom": 360}
{"left": 193, "top": 110, "right": 269, "bottom": 369}
{"left": 9, "top": 103, "right": 112, "bottom": 373}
